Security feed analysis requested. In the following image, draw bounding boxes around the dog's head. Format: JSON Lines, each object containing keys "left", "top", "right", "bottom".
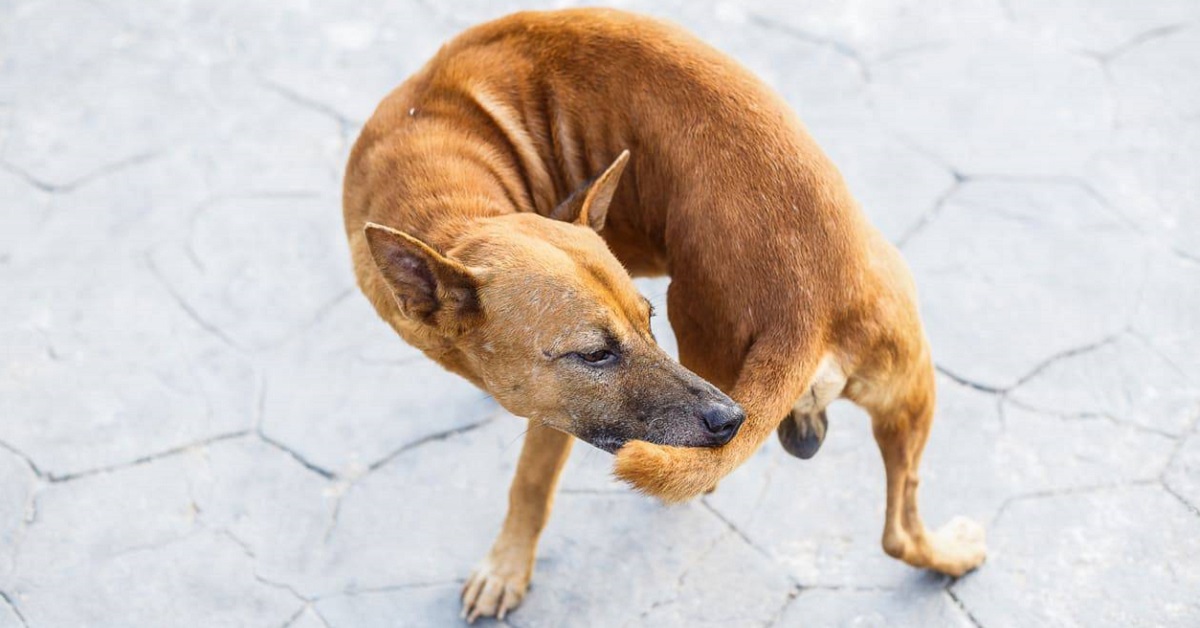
{"left": 363, "top": 151, "right": 743, "bottom": 452}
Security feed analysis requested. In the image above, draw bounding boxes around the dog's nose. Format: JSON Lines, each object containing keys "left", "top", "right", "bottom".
{"left": 699, "top": 402, "right": 745, "bottom": 445}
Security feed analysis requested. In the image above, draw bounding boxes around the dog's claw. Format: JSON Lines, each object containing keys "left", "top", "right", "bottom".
{"left": 461, "top": 555, "right": 529, "bottom": 622}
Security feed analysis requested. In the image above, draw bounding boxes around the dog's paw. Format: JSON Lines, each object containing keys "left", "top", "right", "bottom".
{"left": 461, "top": 555, "right": 530, "bottom": 623}
{"left": 613, "top": 440, "right": 720, "bottom": 504}
{"left": 929, "top": 516, "right": 987, "bottom": 577}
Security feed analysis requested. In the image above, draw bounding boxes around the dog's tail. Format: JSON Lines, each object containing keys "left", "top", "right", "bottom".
{"left": 613, "top": 339, "right": 818, "bottom": 503}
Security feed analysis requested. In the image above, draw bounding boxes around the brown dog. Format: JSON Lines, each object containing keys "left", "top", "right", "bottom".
{"left": 343, "top": 8, "right": 987, "bottom": 621}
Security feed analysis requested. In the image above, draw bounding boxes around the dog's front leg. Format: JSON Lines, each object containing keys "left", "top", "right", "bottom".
{"left": 462, "top": 423, "right": 573, "bottom": 622}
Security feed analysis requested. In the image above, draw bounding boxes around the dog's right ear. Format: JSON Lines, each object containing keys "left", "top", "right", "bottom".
{"left": 363, "top": 223, "right": 480, "bottom": 330}
{"left": 550, "top": 150, "right": 630, "bottom": 232}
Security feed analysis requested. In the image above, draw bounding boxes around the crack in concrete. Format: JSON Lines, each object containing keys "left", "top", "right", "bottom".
{"left": 1093, "top": 21, "right": 1195, "bottom": 63}
{"left": 253, "top": 370, "right": 269, "bottom": 431}
{"left": 1005, "top": 396, "right": 1180, "bottom": 440}
{"left": 312, "top": 606, "right": 335, "bottom": 628}
{"left": 218, "top": 528, "right": 259, "bottom": 560}
{"left": 1159, "top": 405, "right": 1200, "bottom": 517}
{"left": 263, "top": 287, "right": 356, "bottom": 352}
{"left": 366, "top": 411, "right": 499, "bottom": 473}
{"left": 1068, "top": 177, "right": 1148, "bottom": 236}
{"left": 882, "top": 126, "right": 971, "bottom": 249}
{"left": 281, "top": 603, "right": 333, "bottom": 628}
{"left": 960, "top": 174, "right": 1200, "bottom": 292}
{"left": 698, "top": 498, "right": 784, "bottom": 579}
{"left": 109, "top": 528, "right": 205, "bottom": 560}
{"left": 896, "top": 176, "right": 966, "bottom": 248}
{"left": 1080, "top": 50, "right": 1123, "bottom": 132}
{"left": 321, "top": 407, "right": 501, "bottom": 544}
{"left": 321, "top": 487, "right": 347, "bottom": 546}
{"left": 888, "top": 129, "right": 965, "bottom": 179}
{"left": 1161, "top": 481, "right": 1200, "bottom": 519}
{"left": 945, "top": 587, "right": 985, "bottom": 628}
{"left": 217, "top": 527, "right": 321, "bottom": 618}
{"left": 8, "top": 428, "right": 254, "bottom": 488}
{"left": 762, "top": 584, "right": 801, "bottom": 628}
{"left": 256, "top": 432, "right": 337, "bottom": 481}
{"left": 896, "top": 171, "right": 1147, "bottom": 254}
{"left": 1009, "top": 332, "right": 1123, "bottom": 392}
{"left": 183, "top": 190, "right": 325, "bottom": 272}
{"left": 989, "top": 478, "right": 1160, "bottom": 528}
{"left": 937, "top": 330, "right": 1125, "bottom": 401}
{"left": 1171, "top": 247, "right": 1200, "bottom": 267}
{"left": 47, "top": 430, "right": 252, "bottom": 484}
{"left": 636, "top": 524, "right": 732, "bottom": 621}
{"left": 0, "top": 590, "right": 29, "bottom": 628}
{"left": 279, "top": 604, "right": 309, "bottom": 628}
{"left": 872, "top": 42, "right": 950, "bottom": 68}
{"left": 0, "top": 150, "right": 161, "bottom": 194}
{"left": 256, "top": 74, "right": 359, "bottom": 140}
{"left": 745, "top": 12, "right": 873, "bottom": 82}
{"left": 0, "top": 440, "right": 46, "bottom": 480}
{"left": 1129, "top": 330, "right": 1200, "bottom": 389}
{"left": 229, "top": 543, "right": 335, "bottom": 628}
{"left": 255, "top": 572, "right": 310, "bottom": 606}
{"left": 2, "top": 461, "right": 41, "bottom": 584}
{"left": 936, "top": 366, "right": 1008, "bottom": 396}
{"left": 313, "top": 608, "right": 336, "bottom": 628}
{"left": 143, "top": 252, "right": 247, "bottom": 353}
{"left": 251, "top": 376, "right": 337, "bottom": 480}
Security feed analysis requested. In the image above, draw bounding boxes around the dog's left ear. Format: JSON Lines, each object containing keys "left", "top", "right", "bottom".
{"left": 363, "top": 223, "right": 481, "bottom": 332}
{"left": 550, "top": 150, "right": 630, "bottom": 232}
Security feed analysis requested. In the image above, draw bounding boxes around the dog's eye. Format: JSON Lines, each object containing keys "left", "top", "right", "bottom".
{"left": 575, "top": 349, "right": 617, "bottom": 366}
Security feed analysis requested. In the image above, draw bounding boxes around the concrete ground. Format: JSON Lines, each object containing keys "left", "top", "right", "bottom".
{"left": 2, "top": 0, "right": 1199, "bottom": 626}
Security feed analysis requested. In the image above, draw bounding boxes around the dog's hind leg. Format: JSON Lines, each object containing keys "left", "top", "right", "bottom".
{"left": 461, "top": 423, "right": 573, "bottom": 622}
{"left": 854, "top": 347, "right": 987, "bottom": 577}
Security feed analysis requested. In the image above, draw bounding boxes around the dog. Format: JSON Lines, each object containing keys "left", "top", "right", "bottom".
{"left": 343, "top": 8, "right": 987, "bottom": 621}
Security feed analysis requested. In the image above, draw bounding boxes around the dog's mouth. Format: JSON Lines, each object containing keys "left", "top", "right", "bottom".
{"left": 581, "top": 431, "right": 628, "bottom": 454}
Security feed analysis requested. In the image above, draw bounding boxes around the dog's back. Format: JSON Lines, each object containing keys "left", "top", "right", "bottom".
{"left": 345, "top": 8, "right": 880, "bottom": 377}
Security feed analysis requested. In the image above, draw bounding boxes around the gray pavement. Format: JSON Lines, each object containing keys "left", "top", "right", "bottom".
{"left": 2, "top": 1, "right": 1199, "bottom": 626}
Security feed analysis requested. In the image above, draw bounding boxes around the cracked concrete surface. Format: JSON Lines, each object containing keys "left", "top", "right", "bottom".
{"left": 2, "top": 0, "right": 1198, "bottom": 626}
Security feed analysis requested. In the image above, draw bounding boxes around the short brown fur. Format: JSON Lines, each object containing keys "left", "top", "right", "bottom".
{"left": 344, "top": 9, "right": 986, "bottom": 621}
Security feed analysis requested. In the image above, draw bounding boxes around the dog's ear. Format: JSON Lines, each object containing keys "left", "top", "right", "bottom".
{"left": 550, "top": 150, "right": 630, "bottom": 232}
{"left": 363, "top": 223, "right": 480, "bottom": 330}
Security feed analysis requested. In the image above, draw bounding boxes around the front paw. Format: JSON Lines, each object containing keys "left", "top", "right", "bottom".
{"left": 461, "top": 554, "right": 531, "bottom": 623}
{"left": 613, "top": 440, "right": 720, "bottom": 504}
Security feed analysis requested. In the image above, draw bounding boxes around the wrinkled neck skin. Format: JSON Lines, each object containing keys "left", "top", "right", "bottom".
{"left": 343, "top": 84, "right": 650, "bottom": 387}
